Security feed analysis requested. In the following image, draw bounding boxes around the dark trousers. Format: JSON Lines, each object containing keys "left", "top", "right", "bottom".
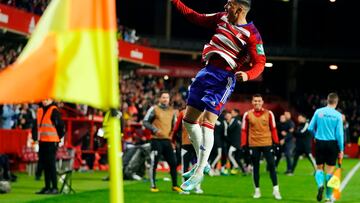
{"left": 35, "top": 152, "right": 43, "bottom": 179}
{"left": 292, "top": 138, "right": 316, "bottom": 172}
{"left": 149, "top": 139, "right": 177, "bottom": 188}
{"left": 221, "top": 139, "right": 230, "bottom": 167}
{"left": 250, "top": 146, "right": 278, "bottom": 187}
{"left": 284, "top": 141, "right": 294, "bottom": 172}
{"left": 0, "top": 154, "right": 11, "bottom": 180}
{"left": 181, "top": 144, "right": 196, "bottom": 175}
{"left": 38, "top": 142, "right": 58, "bottom": 190}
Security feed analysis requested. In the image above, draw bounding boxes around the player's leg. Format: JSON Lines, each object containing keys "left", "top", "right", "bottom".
{"left": 250, "top": 147, "right": 261, "bottom": 198}
{"left": 263, "top": 146, "right": 281, "bottom": 200}
{"left": 183, "top": 106, "right": 203, "bottom": 159}
{"left": 182, "top": 65, "right": 235, "bottom": 191}
{"left": 228, "top": 145, "right": 238, "bottom": 167}
{"left": 162, "top": 140, "right": 181, "bottom": 192}
{"left": 149, "top": 140, "right": 161, "bottom": 192}
{"left": 324, "top": 141, "right": 339, "bottom": 201}
{"left": 195, "top": 110, "right": 217, "bottom": 174}
{"left": 314, "top": 140, "right": 326, "bottom": 201}
{"left": 291, "top": 147, "right": 302, "bottom": 174}
{"left": 220, "top": 139, "right": 229, "bottom": 175}
{"left": 183, "top": 67, "right": 208, "bottom": 160}
{"left": 210, "top": 147, "right": 222, "bottom": 175}
{"left": 304, "top": 139, "right": 317, "bottom": 171}
{"left": 182, "top": 145, "right": 194, "bottom": 177}
{"left": 284, "top": 140, "right": 294, "bottom": 174}
{"left": 274, "top": 144, "right": 283, "bottom": 168}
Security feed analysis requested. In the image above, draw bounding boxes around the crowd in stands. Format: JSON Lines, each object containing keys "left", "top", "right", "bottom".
{"left": 0, "top": 0, "right": 50, "bottom": 15}
{"left": 120, "top": 72, "right": 188, "bottom": 126}
{"left": 1, "top": 0, "right": 143, "bottom": 46}
{"left": 0, "top": 43, "right": 23, "bottom": 70}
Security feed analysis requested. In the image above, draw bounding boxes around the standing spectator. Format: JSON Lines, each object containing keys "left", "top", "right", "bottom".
{"left": 226, "top": 109, "right": 246, "bottom": 175}
{"left": 283, "top": 111, "right": 295, "bottom": 175}
{"left": 241, "top": 94, "right": 281, "bottom": 200}
{"left": 34, "top": 99, "right": 65, "bottom": 195}
{"left": 143, "top": 91, "right": 182, "bottom": 193}
{"left": 308, "top": 93, "right": 344, "bottom": 202}
{"left": 220, "top": 111, "right": 231, "bottom": 176}
{"left": 342, "top": 114, "right": 350, "bottom": 144}
{"left": 1, "top": 104, "right": 19, "bottom": 129}
{"left": 274, "top": 114, "right": 286, "bottom": 169}
{"left": 291, "top": 113, "right": 316, "bottom": 174}
{"left": 18, "top": 104, "right": 35, "bottom": 129}
{"left": 172, "top": 0, "right": 266, "bottom": 191}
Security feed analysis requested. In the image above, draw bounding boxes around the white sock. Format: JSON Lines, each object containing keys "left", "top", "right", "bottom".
{"left": 183, "top": 120, "right": 202, "bottom": 159}
{"left": 273, "top": 185, "right": 279, "bottom": 191}
{"left": 196, "top": 122, "right": 214, "bottom": 175}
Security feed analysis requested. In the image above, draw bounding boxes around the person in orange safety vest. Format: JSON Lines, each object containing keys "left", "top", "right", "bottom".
{"left": 33, "top": 99, "right": 65, "bottom": 195}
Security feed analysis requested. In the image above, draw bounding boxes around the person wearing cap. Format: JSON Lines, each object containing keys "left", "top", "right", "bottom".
{"left": 171, "top": 0, "right": 266, "bottom": 191}
{"left": 33, "top": 99, "right": 65, "bottom": 195}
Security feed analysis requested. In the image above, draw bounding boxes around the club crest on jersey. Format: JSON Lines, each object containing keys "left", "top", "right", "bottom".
{"left": 256, "top": 44, "right": 265, "bottom": 55}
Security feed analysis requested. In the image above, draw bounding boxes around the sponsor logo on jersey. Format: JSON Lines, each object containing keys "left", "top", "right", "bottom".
{"left": 256, "top": 44, "right": 265, "bottom": 55}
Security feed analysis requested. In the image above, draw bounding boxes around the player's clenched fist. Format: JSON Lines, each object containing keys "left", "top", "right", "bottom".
{"left": 235, "top": 71, "right": 248, "bottom": 82}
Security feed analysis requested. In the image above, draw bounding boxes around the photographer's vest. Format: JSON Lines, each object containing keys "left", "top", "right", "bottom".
{"left": 152, "top": 105, "right": 174, "bottom": 139}
{"left": 248, "top": 110, "right": 272, "bottom": 147}
{"left": 37, "top": 106, "right": 60, "bottom": 142}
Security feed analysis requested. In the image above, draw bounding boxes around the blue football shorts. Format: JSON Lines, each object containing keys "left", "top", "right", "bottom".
{"left": 186, "top": 64, "right": 236, "bottom": 116}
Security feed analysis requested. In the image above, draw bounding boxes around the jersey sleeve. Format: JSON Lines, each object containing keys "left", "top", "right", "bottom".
{"left": 172, "top": 0, "right": 221, "bottom": 29}
{"left": 242, "top": 27, "right": 266, "bottom": 80}
{"left": 308, "top": 110, "right": 318, "bottom": 135}
{"left": 336, "top": 114, "right": 344, "bottom": 151}
{"left": 269, "top": 111, "right": 279, "bottom": 144}
{"left": 241, "top": 112, "right": 249, "bottom": 147}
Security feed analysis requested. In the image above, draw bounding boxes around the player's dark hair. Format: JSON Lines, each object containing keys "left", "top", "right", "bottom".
{"left": 159, "top": 90, "right": 170, "bottom": 97}
{"left": 232, "top": 108, "right": 240, "bottom": 114}
{"left": 252, "top": 93, "right": 262, "bottom": 99}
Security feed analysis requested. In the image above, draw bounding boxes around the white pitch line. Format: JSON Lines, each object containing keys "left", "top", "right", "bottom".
{"left": 340, "top": 161, "right": 360, "bottom": 192}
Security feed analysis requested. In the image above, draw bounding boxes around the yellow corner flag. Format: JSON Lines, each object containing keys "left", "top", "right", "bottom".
{"left": 0, "top": 0, "right": 123, "bottom": 202}
{"left": 327, "top": 170, "right": 341, "bottom": 189}
{"left": 327, "top": 158, "right": 342, "bottom": 200}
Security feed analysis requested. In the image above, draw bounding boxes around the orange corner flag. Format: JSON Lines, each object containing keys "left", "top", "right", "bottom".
{"left": 0, "top": 0, "right": 119, "bottom": 110}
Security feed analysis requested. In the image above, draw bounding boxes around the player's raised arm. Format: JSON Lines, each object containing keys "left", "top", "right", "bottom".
{"left": 171, "top": 0, "right": 220, "bottom": 29}
{"left": 236, "top": 29, "right": 266, "bottom": 82}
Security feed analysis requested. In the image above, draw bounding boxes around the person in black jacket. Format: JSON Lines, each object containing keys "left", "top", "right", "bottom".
{"left": 33, "top": 99, "right": 65, "bottom": 195}
{"left": 291, "top": 113, "right": 316, "bottom": 173}
{"left": 226, "top": 109, "right": 246, "bottom": 175}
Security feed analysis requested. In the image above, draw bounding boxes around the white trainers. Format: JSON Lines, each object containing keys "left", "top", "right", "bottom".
{"left": 181, "top": 174, "right": 204, "bottom": 191}
{"left": 253, "top": 188, "right": 261, "bottom": 199}
{"left": 194, "top": 188, "right": 204, "bottom": 194}
{"left": 273, "top": 189, "right": 282, "bottom": 200}
{"left": 182, "top": 163, "right": 211, "bottom": 179}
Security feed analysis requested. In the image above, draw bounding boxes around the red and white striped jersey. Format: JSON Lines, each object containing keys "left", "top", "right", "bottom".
{"left": 172, "top": 0, "right": 266, "bottom": 80}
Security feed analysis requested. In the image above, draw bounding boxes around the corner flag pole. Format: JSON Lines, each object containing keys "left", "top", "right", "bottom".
{"left": 108, "top": 110, "right": 124, "bottom": 203}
